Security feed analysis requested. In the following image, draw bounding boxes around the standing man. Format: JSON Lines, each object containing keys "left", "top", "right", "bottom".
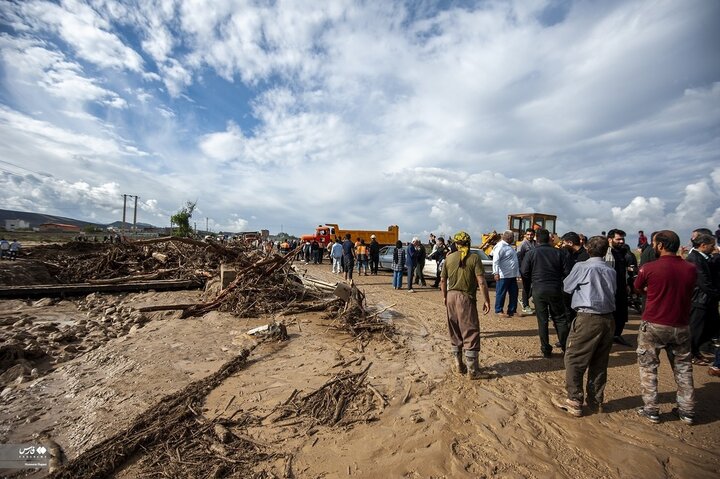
{"left": 492, "top": 231, "right": 520, "bottom": 318}
{"left": 638, "top": 230, "right": 648, "bottom": 248}
{"left": 639, "top": 231, "right": 658, "bottom": 267}
{"left": 8, "top": 240, "right": 20, "bottom": 260}
{"left": 553, "top": 236, "right": 616, "bottom": 417}
{"left": 0, "top": 238, "right": 8, "bottom": 260}
{"left": 341, "top": 233, "right": 355, "bottom": 282}
{"left": 605, "top": 229, "right": 631, "bottom": 347}
{"left": 429, "top": 237, "right": 448, "bottom": 288}
{"left": 441, "top": 231, "right": 491, "bottom": 379}
{"left": 406, "top": 238, "right": 418, "bottom": 293}
{"left": 521, "top": 229, "right": 569, "bottom": 358}
{"left": 517, "top": 229, "right": 536, "bottom": 314}
{"left": 561, "top": 232, "right": 590, "bottom": 326}
{"left": 634, "top": 230, "right": 697, "bottom": 424}
{"left": 414, "top": 239, "right": 427, "bottom": 287}
{"left": 368, "top": 234, "right": 380, "bottom": 275}
{"left": 330, "top": 238, "right": 343, "bottom": 274}
{"left": 686, "top": 233, "right": 718, "bottom": 365}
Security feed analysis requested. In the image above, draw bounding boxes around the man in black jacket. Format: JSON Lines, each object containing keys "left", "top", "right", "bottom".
{"left": 521, "top": 229, "right": 569, "bottom": 358}
{"left": 368, "top": 235, "right": 381, "bottom": 275}
{"left": 686, "top": 233, "right": 719, "bottom": 365}
{"left": 606, "top": 229, "right": 631, "bottom": 346}
{"left": 561, "top": 232, "right": 589, "bottom": 325}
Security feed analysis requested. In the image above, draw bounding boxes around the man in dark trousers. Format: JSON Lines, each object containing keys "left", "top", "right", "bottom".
{"left": 606, "top": 229, "right": 630, "bottom": 346}
{"left": 553, "top": 236, "right": 616, "bottom": 417}
{"left": 341, "top": 234, "right": 355, "bottom": 281}
{"left": 517, "top": 229, "right": 537, "bottom": 314}
{"left": 521, "top": 228, "right": 569, "bottom": 358}
{"left": 686, "top": 233, "right": 719, "bottom": 365}
{"left": 634, "top": 230, "right": 697, "bottom": 425}
{"left": 368, "top": 234, "right": 381, "bottom": 275}
{"left": 561, "top": 231, "right": 590, "bottom": 326}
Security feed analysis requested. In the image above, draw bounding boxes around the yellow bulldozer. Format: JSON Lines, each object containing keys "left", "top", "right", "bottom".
{"left": 480, "top": 213, "right": 558, "bottom": 255}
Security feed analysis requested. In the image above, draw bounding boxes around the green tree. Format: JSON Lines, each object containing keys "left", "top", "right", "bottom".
{"left": 170, "top": 201, "right": 197, "bottom": 237}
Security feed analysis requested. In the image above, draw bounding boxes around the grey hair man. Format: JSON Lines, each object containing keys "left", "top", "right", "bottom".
{"left": 552, "top": 236, "right": 616, "bottom": 417}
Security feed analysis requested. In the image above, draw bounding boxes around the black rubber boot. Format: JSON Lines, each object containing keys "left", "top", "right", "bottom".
{"left": 451, "top": 351, "right": 467, "bottom": 375}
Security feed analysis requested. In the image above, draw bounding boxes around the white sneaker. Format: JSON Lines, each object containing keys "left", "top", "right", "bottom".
{"left": 407, "top": 289, "right": 415, "bottom": 293}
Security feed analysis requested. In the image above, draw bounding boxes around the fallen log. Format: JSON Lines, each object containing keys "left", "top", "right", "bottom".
{"left": 0, "top": 279, "right": 201, "bottom": 299}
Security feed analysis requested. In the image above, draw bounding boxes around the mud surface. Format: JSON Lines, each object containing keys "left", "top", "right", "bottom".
{"left": 1, "top": 259, "right": 719, "bottom": 478}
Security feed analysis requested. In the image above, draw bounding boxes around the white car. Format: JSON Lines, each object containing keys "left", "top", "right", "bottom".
{"left": 423, "top": 247, "right": 495, "bottom": 285}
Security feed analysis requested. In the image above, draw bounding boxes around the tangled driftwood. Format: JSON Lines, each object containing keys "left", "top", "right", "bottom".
{"left": 48, "top": 348, "right": 275, "bottom": 479}
{"left": 271, "top": 364, "right": 380, "bottom": 427}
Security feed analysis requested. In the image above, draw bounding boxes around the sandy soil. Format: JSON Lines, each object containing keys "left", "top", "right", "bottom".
{"left": 1, "top": 260, "right": 719, "bottom": 478}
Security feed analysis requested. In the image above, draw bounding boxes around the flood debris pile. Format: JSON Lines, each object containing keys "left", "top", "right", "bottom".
{"left": 323, "top": 283, "right": 396, "bottom": 339}
{"left": 270, "top": 364, "right": 380, "bottom": 427}
{"left": 33, "top": 237, "right": 244, "bottom": 284}
{"left": 49, "top": 348, "right": 279, "bottom": 479}
{"left": 180, "top": 249, "right": 325, "bottom": 318}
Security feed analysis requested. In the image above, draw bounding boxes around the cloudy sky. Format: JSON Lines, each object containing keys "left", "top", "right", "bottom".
{"left": 1, "top": 0, "right": 718, "bottom": 242}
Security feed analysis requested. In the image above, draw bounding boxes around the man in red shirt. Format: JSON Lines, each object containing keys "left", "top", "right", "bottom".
{"left": 634, "top": 230, "right": 697, "bottom": 425}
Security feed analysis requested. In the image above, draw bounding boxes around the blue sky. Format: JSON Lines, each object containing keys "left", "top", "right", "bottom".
{"left": 0, "top": 0, "right": 718, "bottom": 242}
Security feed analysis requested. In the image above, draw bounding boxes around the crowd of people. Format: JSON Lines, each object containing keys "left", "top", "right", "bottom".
{"left": 440, "top": 226, "right": 719, "bottom": 425}
{"left": 283, "top": 224, "right": 720, "bottom": 424}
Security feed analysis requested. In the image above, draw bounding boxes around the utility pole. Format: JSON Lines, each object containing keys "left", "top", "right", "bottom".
{"left": 133, "top": 195, "right": 138, "bottom": 233}
{"left": 122, "top": 194, "right": 127, "bottom": 233}
{"left": 206, "top": 217, "right": 209, "bottom": 233}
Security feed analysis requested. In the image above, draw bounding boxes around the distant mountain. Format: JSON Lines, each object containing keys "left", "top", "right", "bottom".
{"left": 0, "top": 209, "right": 155, "bottom": 229}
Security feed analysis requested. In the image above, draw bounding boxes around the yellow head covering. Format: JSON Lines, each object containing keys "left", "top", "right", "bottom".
{"left": 453, "top": 231, "right": 471, "bottom": 264}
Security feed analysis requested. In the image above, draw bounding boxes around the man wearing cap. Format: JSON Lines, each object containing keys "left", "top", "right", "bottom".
{"left": 369, "top": 234, "right": 380, "bottom": 275}
{"left": 441, "top": 231, "right": 492, "bottom": 379}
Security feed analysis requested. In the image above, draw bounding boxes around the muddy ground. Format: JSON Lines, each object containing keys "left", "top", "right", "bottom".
{"left": 1, "top": 254, "right": 719, "bottom": 478}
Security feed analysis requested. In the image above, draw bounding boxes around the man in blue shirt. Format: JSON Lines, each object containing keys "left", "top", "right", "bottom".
{"left": 552, "top": 236, "right": 616, "bottom": 417}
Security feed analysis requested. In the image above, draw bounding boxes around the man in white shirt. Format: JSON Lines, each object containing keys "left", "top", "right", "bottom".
{"left": 492, "top": 231, "right": 520, "bottom": 318}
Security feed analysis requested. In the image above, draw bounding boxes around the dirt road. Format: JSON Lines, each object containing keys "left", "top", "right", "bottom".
{"left": 1, "top": 261, "right": 719, "bottom": 478}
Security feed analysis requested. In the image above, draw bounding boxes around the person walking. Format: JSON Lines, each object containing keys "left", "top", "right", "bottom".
{"left": 441, "top": 231, "right": 491, "bottom": 379}
{"left": 491, "top": 231, "right": 520, "bottom": 317}
{"left": 521, "top": 228, "right": 569, "bottom": 358}
{"left": 517, "top": 229, "right": 536, "bottom": 314}
{"left": 552, "top": 236, "right": 616, "bottom": 417}
{"left": 369, "top": 235, "right": 380, "bottom": 275}
{"left": 391, "top": 241, "right": 406, "bottom": 290}
{"left": 634, "top": 230, "right": 697, "bottom": 425}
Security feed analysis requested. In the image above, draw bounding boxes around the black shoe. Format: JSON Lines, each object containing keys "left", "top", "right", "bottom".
{"left": 636, "top": 407, "right": 660, "bottom": 424}
{"left": 672, "top": 407, "right": 694, "bottom": 425}
{"left": 542, "top": 350, "right": 552, "bottom": 359}
{"left": 613, "top": 335, "right": 633, "bottom": 347}
{"left": 554, "top": 341, "right": 562, "bottom": 348}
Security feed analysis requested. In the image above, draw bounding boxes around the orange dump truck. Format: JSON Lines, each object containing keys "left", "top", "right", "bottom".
{"left": 301, "top": 224, "right": 399, "bottom": 247}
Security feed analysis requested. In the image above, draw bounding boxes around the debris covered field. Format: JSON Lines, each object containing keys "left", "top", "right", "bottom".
{"left": 1, "top": 240, "right": 719, "bottom": 478}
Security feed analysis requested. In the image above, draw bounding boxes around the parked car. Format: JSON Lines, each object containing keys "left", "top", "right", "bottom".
{"left": 423, "top": 248, "right": 495, "bottom": 286}
{"left": 378, "top": 245, "right": 403, "bottom": 271}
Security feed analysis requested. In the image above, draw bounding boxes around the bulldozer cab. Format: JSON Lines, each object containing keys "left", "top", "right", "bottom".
{"left": 507, "top": 213, "right": 557, "bottom": 240}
